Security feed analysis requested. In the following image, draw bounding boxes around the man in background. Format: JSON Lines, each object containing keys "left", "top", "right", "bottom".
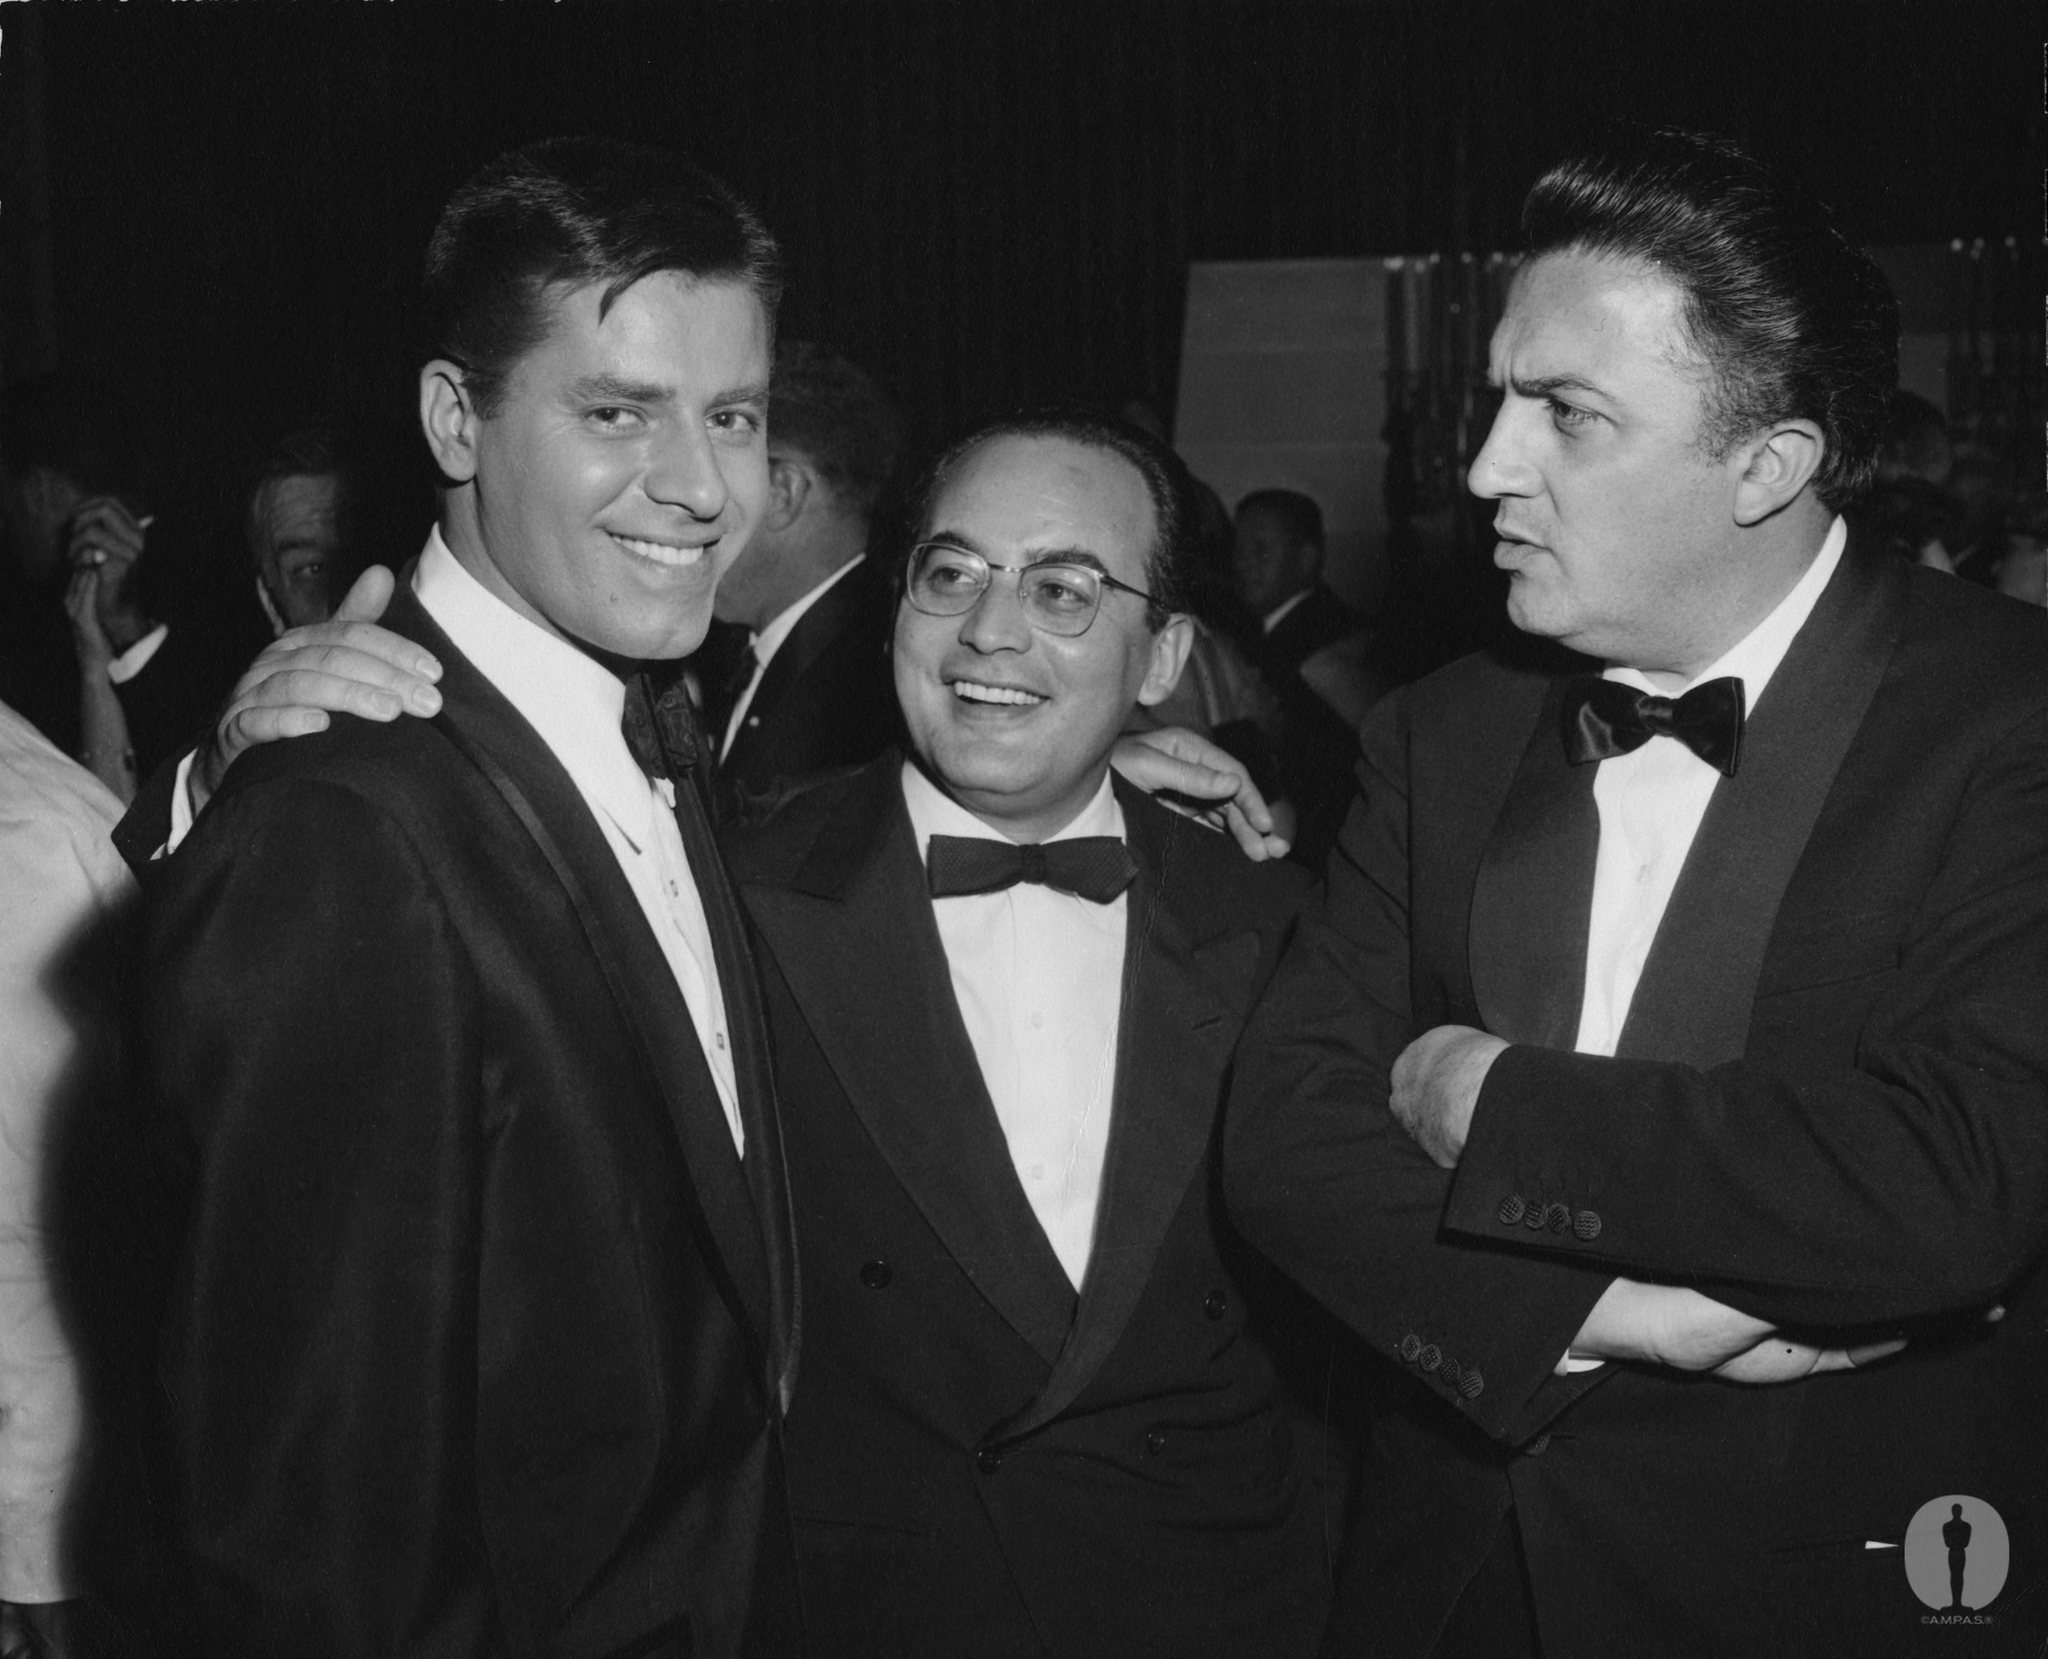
{"left": 1232, "top": 487, "right": 1380, "bottom": 865}
{"left": 696, "top": 341, "right": 902, "bottom": 788}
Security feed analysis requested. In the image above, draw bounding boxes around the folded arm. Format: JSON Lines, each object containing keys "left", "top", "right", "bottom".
{"left": 1443, "top": 703, "right": 2048, "bottom": 1330}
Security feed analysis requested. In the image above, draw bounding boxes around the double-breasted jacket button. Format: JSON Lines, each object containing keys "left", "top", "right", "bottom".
{"left": 1497, "top": 1195, "right": 1527, "bottom": 1226}
{"left": 976, "top": 1448, "right": 1003, "bottom": 1475}
{"left": 860, "top": 1259, "right": 894, "bottom": 1289}
{"left": 1457, "top": 1369, "right": 1485, "bottom": 1400}
{"left": 1144, "top": 1429, "right": 1168, "bottom": 1456}
{"left": 1574, "top": 1209, "right": 1602, "bottom": 1240}
{"left": 1203, "top": 1289, "right": 1229, "bottom": 1321}
{"left": 1544, "top": 1203, "right": 1572, "bottom": 1234}
{"left": 1399, "top": 1333, "right": 1424, "bottom": 1363}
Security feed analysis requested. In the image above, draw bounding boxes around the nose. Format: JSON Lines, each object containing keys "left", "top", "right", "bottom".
{"left": 956, "top": 570, "right": 1035, "bottom": 654}
{"left": 1467, "top": 402, "right": 1536, "bottom": 502}
{"left": 642, "top": 420, "right": 732, "bottom": 520}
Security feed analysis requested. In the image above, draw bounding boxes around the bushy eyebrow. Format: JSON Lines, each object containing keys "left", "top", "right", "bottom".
{"left": 1498, "top": 371, "right": 1609, "bottom": 401}
{"left": 563, "top": 374, "right": 771, "bottom": 408}
{"left": 920, "top": 531, "right": 1111, "bottom": 575}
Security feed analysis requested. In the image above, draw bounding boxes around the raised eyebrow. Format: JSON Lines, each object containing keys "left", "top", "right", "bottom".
{"left": 566, "top": 373, "right": 673, "bottom": 406}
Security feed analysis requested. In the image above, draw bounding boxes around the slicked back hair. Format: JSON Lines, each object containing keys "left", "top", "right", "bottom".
{"left": 1522, "top": 127, "right": 1898, "bottom": 512}
{"left": 424, "top": 136, "right": 783, "bottom": 419}
{"left": 770, "top": 342, "right": 903, "bottom": 521}
{"left": 908, "top": 409, "right": 1195, "bottom": 631}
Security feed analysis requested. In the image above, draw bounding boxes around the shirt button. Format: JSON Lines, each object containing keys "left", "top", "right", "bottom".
{"left": 976, "top": 1448, "right": 1003, "bottom": 1475}
{"left": 715, "top": 1032, "right": 728, "bottom": 1050}
{"left": 859, "top": 1259, "right": 893, "bottom": 1289}
{"left": 1203, "top": 1290, "right": 1228, "bottom": 1321}
{"left": 1144, "top": 1430, "right": 1167, "bottom": 1456}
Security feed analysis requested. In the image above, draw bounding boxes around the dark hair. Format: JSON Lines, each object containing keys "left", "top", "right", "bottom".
{"left": 244, "top": 423, "right": 435, "bottom": 585}
{"left": 1853, "top": 476, "right": 1958, "bottom": 564}
{"left": 770, "top": 341, "right": 903, "bottom": 519}
{"left": 424, "top": 136, "right": 783, "bottom": 418}
{"left": 0, "top": 371, "right": 134, "bottom": 498}
{"left": 1521, "top": 127, "right": 1898, "bottom": 512}
{"left": 1234, "top": 487, "right": 1324, "bottom": 549}
{"left": 908, "top": 409, "right": 1195, "bottom": 630}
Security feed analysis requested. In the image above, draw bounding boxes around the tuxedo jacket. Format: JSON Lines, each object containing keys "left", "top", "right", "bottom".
{"left": 711, "top": 558, "right": 901, "bottom": 791}
{"left": 1254, "top": 582, "right": 1366, "bottom": 687}
{"left": 1256, "top": 585, "right": 1371, "bottom": 871}
{"left": 723, "top": 758, "right": 1331, "bottom": 1658}
{"left": 1227, "top": 548, "right": 2048, "bottom": 1658}
{"left": 139, "top": 585, "right": 801, "bottom": 1659}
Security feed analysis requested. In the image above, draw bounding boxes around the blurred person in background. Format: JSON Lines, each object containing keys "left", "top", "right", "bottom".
{"left": 1232, "top": 487, "right": 1386, "bottom": 866}
{"left": 695, "top": 342, "right": 903, "bottom": 788}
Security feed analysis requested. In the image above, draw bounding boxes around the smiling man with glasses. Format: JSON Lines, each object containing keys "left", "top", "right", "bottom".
{"left": 722, "top": 409, "right": 1335, "bottom": 1657}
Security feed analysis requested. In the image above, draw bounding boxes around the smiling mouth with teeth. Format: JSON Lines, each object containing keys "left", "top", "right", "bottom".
{"left": 952, "top": 680, "right": 1047, "bottom": 707}
{"left": 609, "top": 532, "right": 710, "bottom": 569}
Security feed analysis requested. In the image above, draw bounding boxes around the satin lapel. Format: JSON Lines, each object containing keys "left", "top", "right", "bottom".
{"left": 737, "top": 763, "right": 1077, "bottom": 1367}
{"left": 993, "top": 788, "right": 1237, "bottom": 1443}
{"left": 1468, "top": 674, "right": 1600, "bottom": 1047}
{"left": 1619, "top": 552, "right": 1904, "bottom": 1067}
{"left": 387, "top": 587, "right": 778, "bottom": 1364}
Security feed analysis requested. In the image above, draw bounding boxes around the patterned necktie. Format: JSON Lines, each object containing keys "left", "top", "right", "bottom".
{"left": 1560, "top": 674, "right": 1746, "bottom": 777}
{"left": 621, "top": 664, "right": 703, "bottom": 783}
{"left": 925, "top": 834, "right": 1138, "bottom": 904}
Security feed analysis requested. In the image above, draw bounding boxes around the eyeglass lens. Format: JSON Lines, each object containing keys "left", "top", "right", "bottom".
{"left": 909, "top": 545, "right": 1102, "bottom": 635}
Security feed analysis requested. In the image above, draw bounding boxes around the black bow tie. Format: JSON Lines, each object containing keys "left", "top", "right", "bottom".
{"left": 1561, "top": 674, "right": 1746, "bottom": 777}
{"left": 621, "top": 666, "right": 705, "bottom": 783}
{"left": 925, "top": 834, "right": 1137, "bottom": 904}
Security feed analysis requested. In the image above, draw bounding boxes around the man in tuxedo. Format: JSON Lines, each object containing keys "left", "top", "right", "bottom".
{"left": 1232, "top": 488, "right": 1380, "bottom": 867}
{"left": 1227, "top": 129, "right": 2048, "bottom": 1657}
{"left": 726, "top": 411, "right": 1332, "bottom": 1656}
{"left": 696, "top": 341, "right": 902, "bottom": 787}
{"left": 140, "top": 138, "right": 799, "bottom": 1658}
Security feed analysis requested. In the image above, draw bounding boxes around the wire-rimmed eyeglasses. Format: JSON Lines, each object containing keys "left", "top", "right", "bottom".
{"left": 903, "top": 541, "right": 1154, "bottom": 638}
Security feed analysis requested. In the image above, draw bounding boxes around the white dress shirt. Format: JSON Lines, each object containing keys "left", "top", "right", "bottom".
{"left": 0, "top": 700, "right": 134, "bottom": 1599}
{"left": 902, "top": 761, "right": 1128, "bottom": 1289}
{"left": 720, "top": 555, "right": 866, "bottom": 762}
{"left": 1574, "top": 516, "right": 1846, "bottom": 1055}
{"left": 414, "top": 531, "right": 745, "bottom": 1153}
{"left": 1557, "top": 517, "right": 1845, "bottom": 1373}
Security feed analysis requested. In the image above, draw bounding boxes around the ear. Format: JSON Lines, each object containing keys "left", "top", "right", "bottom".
{"left": 419, "top": 361, "right": 481, "bottom": 485}
{"left": 763, "top": 452, "right": 813, "bottom": 533}
{"left": 1135, "top": 615, "right": 1196, "bottom": 708}
{"left": 1730, "top": 419, "right": 1824, "bottom": 525}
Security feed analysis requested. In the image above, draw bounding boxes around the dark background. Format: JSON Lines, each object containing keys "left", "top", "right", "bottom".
{"left": 3, "top": 0, "right": 2040, "bottom": 533}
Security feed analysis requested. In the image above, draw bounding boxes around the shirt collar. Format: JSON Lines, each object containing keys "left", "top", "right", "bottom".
{"left": 1261, "top": 587, "right": 1313, "bottom": 635}
{"left": 900, "top": 757, "right": 1125, "bottom": 863}
{"left": 751, "top": 555, "right": 866, "bottom": 668}
{"left": 1608, "top": 515, "right": 1847, "bottom": 711}
{"left": 412, "top": 527, "right": 656, "bottom": 848}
